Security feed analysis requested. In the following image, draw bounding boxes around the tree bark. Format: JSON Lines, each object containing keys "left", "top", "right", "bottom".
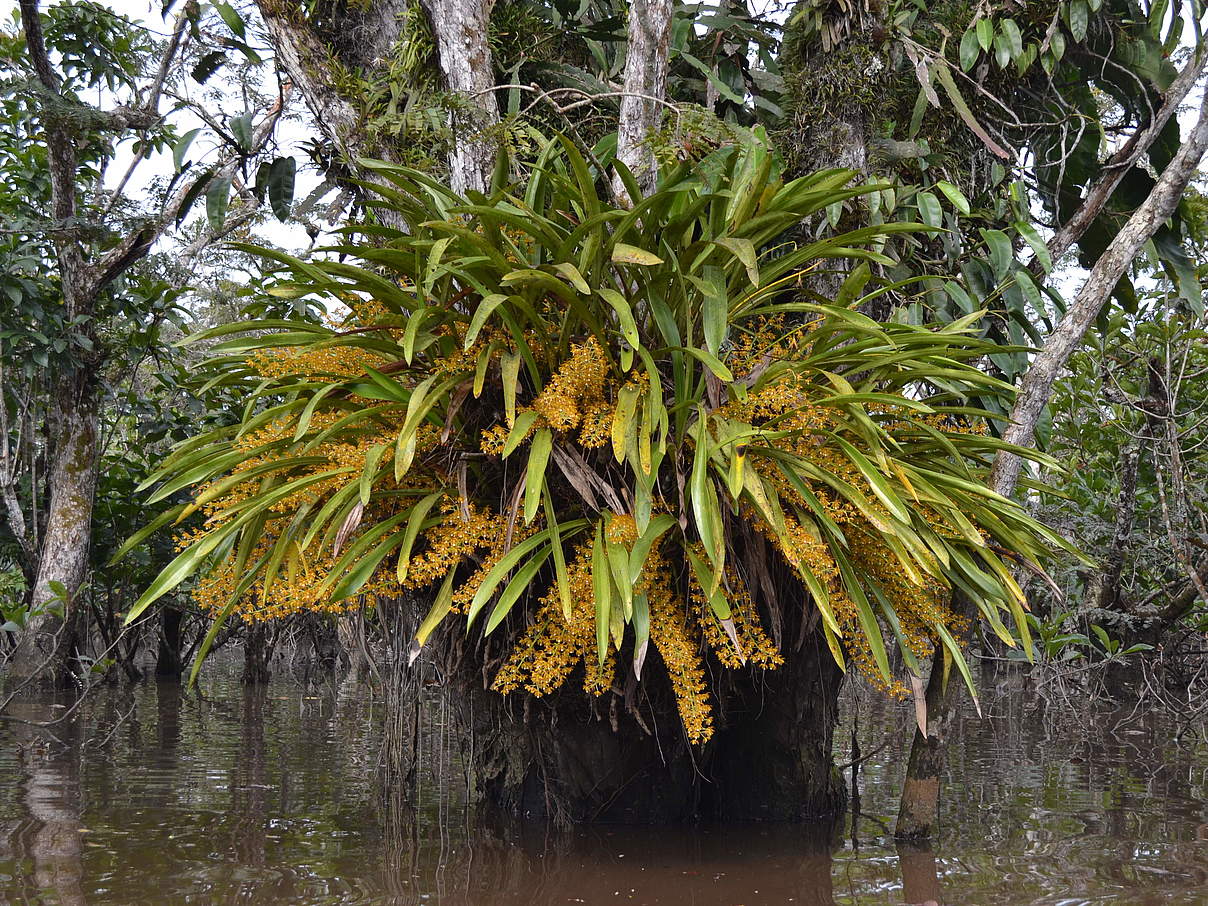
{"left": 11, "top": 2, "right": 94, "bottom": 686}
{"left": 8, "top": 1, "right": 286, "bottom": 684}
{"left": 893, "top": 625, "right": 957, "bottom": 841}
{"left": 382, "top": 599, "right": 845, "bottom": 824}
{"left": 420, "top": 0, "right": 500, "bottom": 196}
{"left": 707, "top": 629, "right": 846, "bottom": 820}
{"left": 240, "top": 622, "right": 273, "bottom": 685}
{"left": 155, "top": 605, "right": 184, "bottom": 677}
{"left": 613, "top": 0, "right": 674, "bottom": 202}
{"left": 6, "top": 369, "right": 99, "bottom": 685}
{"left": 255, "top": 2, "right": 367, "bottom": 162}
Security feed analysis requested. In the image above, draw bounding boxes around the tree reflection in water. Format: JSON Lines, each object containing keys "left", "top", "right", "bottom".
{"left": 5, "top": 697, "right": 85, "bottom": 906}
{"left": 0, "top": 666, "right": 1204, "bottom": 904}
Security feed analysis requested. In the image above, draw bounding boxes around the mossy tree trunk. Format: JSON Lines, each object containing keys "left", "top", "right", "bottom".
{"left": 613, "top": 0, "right": 674, "bottom": 201}
{"left": 7, "top": 369, "right": 99, "bottom": 686}
{"left": 256, "top": 0, "right": 500, "bottom": 199}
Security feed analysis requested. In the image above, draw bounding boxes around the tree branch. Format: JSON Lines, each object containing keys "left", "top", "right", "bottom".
{"left": 1038, "top": 48, "right": 1208, "bottom": 272}
{"left": 991, "top": 77, "right": 1208, "bottom": 499}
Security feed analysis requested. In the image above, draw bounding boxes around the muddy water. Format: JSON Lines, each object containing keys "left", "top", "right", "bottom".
{"left": 0, "top": 664, "right": 1204, "bottom": 905}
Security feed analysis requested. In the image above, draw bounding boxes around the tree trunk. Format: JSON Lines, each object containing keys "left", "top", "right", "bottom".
{"left": 613, "top": 0, "right": 674, "bottom": 202}
{"left": 8, "top": 1, "right": 100, "bottom": 688}
{"left": 385, "top": 598, "right": 845, "bottom": 824}
{"left": 241, "top": 622, "right": 273, "bottom": 685}
{"left": 255, "top": 2, "right": 369, "bottom": 162}
{"left": 155, "top": 605, "right": 184, "bottom": 677}
{"left": 893, "top": 635, "right": 953, "bottom": 840}
{"left": 1090, "top": 443, "right": 1140, "bottom": 614}
{"left": 896, "top": 69, "right": 1208, "bottom": 844}
{"left": 420, "top": 0, "right": 500, "bottom": 196}
{"left": 707, "top": 628, "right": 846, "bottom": 820}
{"left": 7, "top": 369, "right": 99, "bottom": 686}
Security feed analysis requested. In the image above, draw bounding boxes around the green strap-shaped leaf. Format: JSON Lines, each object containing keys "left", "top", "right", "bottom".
{"left": 467, "top": 533, "right": 549, "bottom": 625}
{"left": 523, "top": 428, "right": 553, "bottom": 524}
{"left": 484, "top": 547, "right": 552, "bottom": 635}
{"left": 395, "top": 492, "right": 445, "bottom": 585}
{"left": 410, "top": 567, "right": 458, "bottom": 663}
{"left": 544, "top": 487, "right": 573, "bottom": 620}
{"left": 464, "top": 293, "right": 508, "bottom": 349}
{"left": 592, "top": 522, "right": 612, "bottom": 666}
{"left": 598, "top": 287, "right": 641, "bottom": 348}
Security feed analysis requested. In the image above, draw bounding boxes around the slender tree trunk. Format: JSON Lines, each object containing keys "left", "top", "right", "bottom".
{"left": 896, "top": 72, "right": 1208, "bottom": 842}
{"left": 1090, "top": 443, "right": 1140, "bottom": 614}
{"left": 7, "top": 370, "right": 99, "bottom": 685}
{"left": 894, "top": 629, "right": 955, "bottom": 840}
{"left": 241, "top": 622, "right": 273, "bottom": 685}
{"left": 155, "top": 605, "right": 184, "bottom": 677}
{"left": 613, "top": 0, "right": 674, "bottom": 202}
{"left": 6, "top": 1, "right": 98, "bottom": 687}
{"left": 990, "top": 84, "right": 1208, "bottom": 501}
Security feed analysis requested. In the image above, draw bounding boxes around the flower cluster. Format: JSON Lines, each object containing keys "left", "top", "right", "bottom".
{"left": 532, "top": 337, "right": 609, "bottom": 431}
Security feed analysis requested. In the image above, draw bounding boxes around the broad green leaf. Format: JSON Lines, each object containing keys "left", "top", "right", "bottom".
{"left": 935, "top": 180, "right": 971, "bottom": 215}
{"left": 206, "top": 174, "right": 231, "bottom": 228}
{"left": 959, "top": 27, "right": 981, "bottom": 70}
{"left": 981, "top": 228, "right": 1013, "bottom": 280}
{"left": 1014, "top": 221, "right": 1052, "bottom": 272}
{"left": 916, "top": 191, "right": 942, "bottom": 228}
{"left": 975, "top": 17, "right": 993, "bottom": 51}
{"left": 268, "top": 157, "right": 296, "bottom": 222}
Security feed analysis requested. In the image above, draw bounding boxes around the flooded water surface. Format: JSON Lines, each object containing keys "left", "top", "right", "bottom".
{"left": 1, "top": 664, "right": 1205, "bottom": 905}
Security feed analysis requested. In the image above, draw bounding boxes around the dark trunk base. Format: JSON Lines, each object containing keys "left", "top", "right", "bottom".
{"left": 707, "top": 631, "right": 846, "bottom": 821}
{"left": 155, "top": 608, "right": 184, "bottom": 677}
{"left": 240, "top": 624, "right": 273, "bottom": 686}
{"left": 388, "top": 626, "right": 846, "bottom": 825}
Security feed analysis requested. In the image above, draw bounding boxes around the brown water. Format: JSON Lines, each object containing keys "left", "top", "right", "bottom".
{"left": 1, "top": 664, "right": 1205, "bottom": 905}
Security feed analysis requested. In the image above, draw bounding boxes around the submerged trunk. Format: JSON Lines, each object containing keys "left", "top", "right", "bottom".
{"left": 241, "top": 623, "right": 273, "bottom": 685}
{"left": 383, "top": 596, "right": 844, "bottom": 824}
{"left": 894, "top": 642, "right": 951, "bottom": 840}
{"left": 155, "top": 606, "right": 184, "bottom": 678}
{"left": 708, "top": 628, "right": 846, "bottom": 820}
{"left": 7, "top": 369, "right": 99, "bottom": 686}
